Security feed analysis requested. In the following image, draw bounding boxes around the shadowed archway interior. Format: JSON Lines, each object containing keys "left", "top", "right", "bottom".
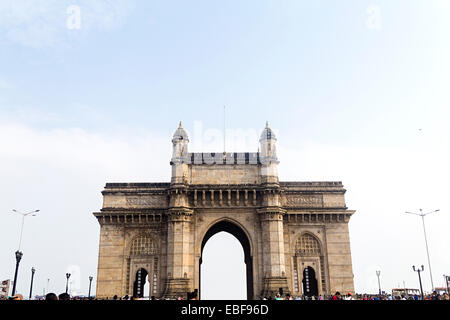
{"left": 302, "top": 266, "right": 318, "bottom": 297}
{"left": 200, "top": 220, "right": 254, "bottom": 300}
{"left": 133, "top": 268, "right": 148, "bottom": 298}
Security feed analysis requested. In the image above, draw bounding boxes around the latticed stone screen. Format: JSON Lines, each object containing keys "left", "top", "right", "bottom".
{"left": 130, "top": 236, "right": 156, "bottom": 255}
{"left": 296, "top": 234, "right": 321, "bottom": 255}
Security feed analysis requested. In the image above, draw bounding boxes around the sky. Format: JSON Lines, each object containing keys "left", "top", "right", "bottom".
{"left": 0, "top": 0, "right": 449, "bottom": 299}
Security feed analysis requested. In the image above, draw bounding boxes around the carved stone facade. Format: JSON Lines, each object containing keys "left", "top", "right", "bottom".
{"left": 94, "top": 122, "right": 355, "bottom": 299}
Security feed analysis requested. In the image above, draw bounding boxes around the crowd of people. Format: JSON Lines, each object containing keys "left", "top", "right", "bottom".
{"left": 3, "top": 292, "right": 93, "bottom": 300}
{"left": 260, "top": 291, "right": 450, "bottom": 300}
{"left": 3, "top": 291, "right": 449, "bottom": 301}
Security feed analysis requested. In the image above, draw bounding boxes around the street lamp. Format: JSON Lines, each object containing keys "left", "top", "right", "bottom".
{"left": 11, "top": 209, "right": 39, "bottom": 296}
{"left": 11, "top": 251, "right": 23, "bottom": 296}
{"left": 29, "top": 267, "right": 36, "bottom": 300}
{"left": 65, "top": 273, "right": 71, "bottom": 294}
{"left": 444, "top": 275, "right": 449, "bottom": 294}
{"left": 413, "top": 265, "right": 425, "bottom": 300}
{"left": 88, "top": 276, "right": 93, "bottom": 299}
{"left": 405, "top": 209, "right": 439, "bottom": 292}
{"left": 376, "top": 270, "right": 381, "bottom": 295}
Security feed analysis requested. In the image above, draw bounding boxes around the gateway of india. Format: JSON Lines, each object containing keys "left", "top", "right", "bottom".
{"left": 93, "top": 122, "right": 355, "bottom": 299}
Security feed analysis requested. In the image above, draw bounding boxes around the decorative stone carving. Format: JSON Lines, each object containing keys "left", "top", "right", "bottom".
{"left": 125, "top": 195, "right": 168, "bottom": 208}
{"left": 284, "top": 195, "right": 323, "bottom": 207}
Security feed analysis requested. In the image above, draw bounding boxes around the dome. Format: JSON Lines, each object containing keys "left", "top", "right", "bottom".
{"left": 173, "top": 121, "right": 189, "bottom": 141}
{"left": 260, "top": 121, "right": 276, "bottom": 141}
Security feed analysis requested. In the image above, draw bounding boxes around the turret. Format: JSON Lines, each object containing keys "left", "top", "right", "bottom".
{"left": 171, "top": 121, "right": 189, "bottom": 164}
{"left": 171, "top": 122, "right": 189, "bottom": 184}
{"left": 259, "top": 122, "right": 279, "bottom": 185}
{"left": 259, "top": 121, "right": 278, "bottom": 163}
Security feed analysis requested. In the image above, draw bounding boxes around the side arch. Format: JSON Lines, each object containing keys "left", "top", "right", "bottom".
{"left": 133, "top": 267, "right": 149, "bottom": 298}
{"left": 302, "top": 266, "right": 319, "bottom": 297}
{"left": 124, "top": 232, "right": 160, "bottom": 297}
{"left": 293, "top": 231, "right": 327, "bottom": 296}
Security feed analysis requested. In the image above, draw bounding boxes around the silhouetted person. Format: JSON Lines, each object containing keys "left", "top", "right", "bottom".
{"left": 58, "top": 293, "right": 70, "bottom": 300}
{"left": 45, "top": 293, "right": 58, "bottom": 301}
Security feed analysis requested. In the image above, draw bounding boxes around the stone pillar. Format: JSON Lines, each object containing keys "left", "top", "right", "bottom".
{"left": 163, "top": 207, "right": 194, "bottom": 298}
{"left": 258, "top": 206, "right": 289, "bottom": 298}
{"left": 163, "top": 186, "right": 194, "bottom": 299}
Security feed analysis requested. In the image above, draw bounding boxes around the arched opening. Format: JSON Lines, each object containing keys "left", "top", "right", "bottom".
{"left": 200, "top": 220, "right": 253, "bottom": 300}
{"left": 295, "top": 233, "right": 325, "bottom": 296}
{"left": 133, "top": 268, "right": 149, "bottom": 298}
{"left": 302, "top": 266, "right": 318, "bottom": 298}
{"left": 201, "top": 232, "right": 246, "bottom": 299}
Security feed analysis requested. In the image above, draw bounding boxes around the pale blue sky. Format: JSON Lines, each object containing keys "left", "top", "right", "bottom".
{"left": 1, "top": 1, "right": 446, "bottom": 142}
{"left": 0, "top": 1, "right": 449, "bottom": 299}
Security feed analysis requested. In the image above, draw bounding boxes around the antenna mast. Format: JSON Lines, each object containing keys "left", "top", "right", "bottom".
{"left": 223, "top": 105, "right": 226, "bottom": 154}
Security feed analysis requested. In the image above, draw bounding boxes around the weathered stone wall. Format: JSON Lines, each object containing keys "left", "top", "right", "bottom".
{"left": 324, "top": 223, "right": 355, "bottom": 294}
{"left": 96, "top": 224, "right": 125, "bottom": 298}
{"left": 283, "top": 216, "right": 355, "bottom": 297}
{"left": 103, "top": 194, "right": 168, "bottom": 209}
{"left": 189, "top": 164, "right": 260, "bottom": 185}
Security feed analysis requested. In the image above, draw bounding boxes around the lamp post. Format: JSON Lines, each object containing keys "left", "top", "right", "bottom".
{"left": 376, "top": 270, "right": 382, "bottom": 295}
{"left": 405, "top": 209, "right": 439, "bottom": 291}
{"left": 65, "top": 273, "right": 71, "bottom": 294}
{"left": 11, "top": 209, "right": 39, "bottom": 296}
{"left": 444, "top": 275, "right": 449, "bottom": 294}
{"left": 413, "top": 265, "right": 425, "bottom": 300}
{"left": 88, "top": 276, "right": 93, "bottom": 299}
{"left": 12, "top": 251, "right": 23, "bottom": 296}
{"left": 29, "top": 267, "right": 36, "bottom": 300}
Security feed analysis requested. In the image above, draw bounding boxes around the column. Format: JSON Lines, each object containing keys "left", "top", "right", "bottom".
{"left": 163, "top": 208, "right": 194, "bottom": 298}
{"left": 259, "top": 207, "right": 289, "bottom": 298}
{"left": 163, "top": 187, "right": 195, "bottom": 299}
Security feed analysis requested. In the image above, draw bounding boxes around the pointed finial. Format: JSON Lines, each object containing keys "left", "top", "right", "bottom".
{"left": 266, "top": 121, "right": 269, "bottom": 128}
{"left": 178, "top": 121, "right": 183, "bottom": 128}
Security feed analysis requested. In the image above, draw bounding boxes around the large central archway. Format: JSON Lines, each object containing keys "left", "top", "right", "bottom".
{"left": 199, "top": 220, "right": 254, "bottom": 300}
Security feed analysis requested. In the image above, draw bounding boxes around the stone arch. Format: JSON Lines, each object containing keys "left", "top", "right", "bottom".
{"left": 198, "top": 217, "right": 254, "bottom": 257}
{"left": 133, "top": 267, "right": 149, "bottom": 298}
{"left": 293, "top": 232, "right": 327, "bottom": 295}
{"left": 302, "top": 266, "right": 319, "bottom": 297}
{"left": 125, "top": 233, "right": 159, "bottom": 296}
{"left": 199, "top": 218, "right": 254, "bottom": 300}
